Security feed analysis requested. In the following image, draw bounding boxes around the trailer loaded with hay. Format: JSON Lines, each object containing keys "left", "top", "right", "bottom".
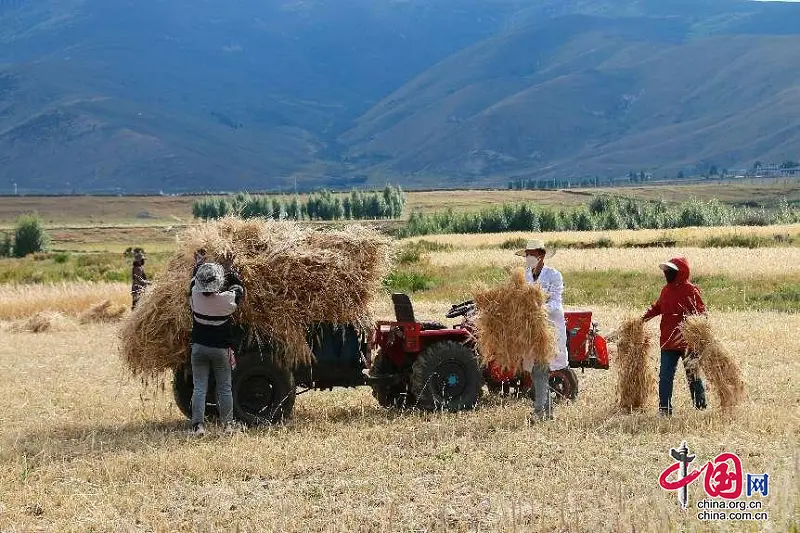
{"left": 120, "top": 218, "right": 489, "bottom": 425}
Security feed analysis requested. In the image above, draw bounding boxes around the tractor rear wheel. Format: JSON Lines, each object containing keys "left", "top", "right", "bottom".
{"left": 549, "top": 368, "right": 579, "bottom": 403}
{"left": 412, "top": 341, "right": 482, "bottom": 411}
{"left": 232, "top": 350, "right": 296, "bottom": 426}
{"left": 172, "top": 363, "right": 219, "bottom": 420}
{"left": 370, "top": 351, "right": 415, "bottom": 409}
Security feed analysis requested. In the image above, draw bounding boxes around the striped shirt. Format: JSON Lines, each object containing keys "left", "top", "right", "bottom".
{"left": 189, "top": 268, "right": 244, "bottom": 348}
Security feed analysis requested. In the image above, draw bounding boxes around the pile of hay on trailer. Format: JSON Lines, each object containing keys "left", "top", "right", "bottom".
{"left": 680, "top": 315, "right": 746, "bottom": 408}
{"left": 615, "top": 317, "right": 656, "bottom": 410}
{"left": 473, "top": 268, "right": 555, "bottom": 373}
{"left": 119, "top": 218, "right": 392, "bottom": 378}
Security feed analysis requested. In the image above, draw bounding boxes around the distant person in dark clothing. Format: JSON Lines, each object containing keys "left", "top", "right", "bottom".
{"left": 131, "top": 251, "right": 149, "bottom": 310}
{"left": 188, "top": 252, "right": 245, "bottom": 437}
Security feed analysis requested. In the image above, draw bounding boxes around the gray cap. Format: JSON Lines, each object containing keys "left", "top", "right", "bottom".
{"left": 195, "top": 262, "right": 225, "bottom": 293}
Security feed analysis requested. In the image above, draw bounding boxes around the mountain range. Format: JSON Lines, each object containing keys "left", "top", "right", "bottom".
{"left": 1, "top": 0, "right": 799, "bottom": 193}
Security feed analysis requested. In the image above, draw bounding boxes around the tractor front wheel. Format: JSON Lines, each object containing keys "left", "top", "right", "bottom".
{"left": 412, "top": 341, "right": 482, "bottom": 411}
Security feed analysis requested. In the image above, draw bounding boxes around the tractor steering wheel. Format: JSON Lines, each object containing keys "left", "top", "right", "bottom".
{"left": 446, "top": 300, "right": 475, "bottom": 319}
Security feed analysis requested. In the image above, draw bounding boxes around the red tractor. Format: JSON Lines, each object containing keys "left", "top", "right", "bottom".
{"left": 367, "top": 294, "right": 609, "bottom": 409}
{"left": 173, "top": 293, "right": 608, "bottom": 424}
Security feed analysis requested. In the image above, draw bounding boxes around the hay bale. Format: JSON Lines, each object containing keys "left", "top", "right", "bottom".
{"left": 119, "top": 218, "right": 392, "bottom": 378}
{"left": 11, "top": 311, "right": 77, "bottom": 333}
{"left": 473, "top": 268, "right": 555, "bottom": 374}
{"left": 615, "top": 317, "right": 656, "bottom": 410}
{"left": 680, "top": 315, "right": 746, "bottom": 408}
{"left": 79, "top": 300, "right": 127, "bottom": 324}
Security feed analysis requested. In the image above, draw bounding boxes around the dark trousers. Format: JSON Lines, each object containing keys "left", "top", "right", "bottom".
{"left": 659, "top": 350, "right": 707, "bottom": 414}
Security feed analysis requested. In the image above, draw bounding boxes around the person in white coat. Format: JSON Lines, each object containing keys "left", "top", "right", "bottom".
{"left": 516, "top": 239, "right": 568, "bottom": 371}
{"left": 515, "top": 239, "right": 568, "bottom": 422}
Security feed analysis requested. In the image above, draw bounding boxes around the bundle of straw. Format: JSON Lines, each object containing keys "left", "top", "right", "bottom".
{"left": 615, "top": 317, "right": 655, "bottom": 410}
{"left": 680, "top": 315, "right": 746, "bottom": 408}
{"left": 119, "top": 217, "right": 392, "bottom": 378}
{"left": 10, "top": 311, "right": 77, "bottom": 333}
{"left": 473, "top": 268, "right": 554, "bottom": 374}
{"left": 79, "top": 300, "right": 127, "bottom": 324}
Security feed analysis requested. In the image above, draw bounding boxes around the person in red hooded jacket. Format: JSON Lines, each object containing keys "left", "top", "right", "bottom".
{"left": 642, "top": 257, "right": 707, "bottom": 415}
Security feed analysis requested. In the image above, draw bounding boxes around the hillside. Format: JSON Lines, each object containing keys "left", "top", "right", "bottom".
{"left": 1, "top": 0, "right": 799, "bottom": 192}
{"left": 345, "top": 16, "right": 800, "bottom": 182}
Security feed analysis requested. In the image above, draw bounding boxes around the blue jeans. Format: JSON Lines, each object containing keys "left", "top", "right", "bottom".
{"left": 531, "top": 363, "right": 552, "bottom": 419}
{"left": 191, "top": 344, "right": 234, "bottom": 425}
{"left": 659, "top": 349, "right": 707, "bottom": 415}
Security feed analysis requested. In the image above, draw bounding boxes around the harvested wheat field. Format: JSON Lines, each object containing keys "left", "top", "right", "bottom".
{"left": 0, "top": 282, "right": 129, "bottom": 321}
{"left": 426, "top": 246, "right": 800, "bottom": 278}
{"left": 0, "top": 306, "right": 797, "bottom": 532}
{"left": 403, "top": 223, "right": 800, "bottom": 249}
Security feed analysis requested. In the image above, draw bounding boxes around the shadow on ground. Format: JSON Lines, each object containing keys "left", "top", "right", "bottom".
{"left": 2, "top": 418, "right": 189, "bottom": 464}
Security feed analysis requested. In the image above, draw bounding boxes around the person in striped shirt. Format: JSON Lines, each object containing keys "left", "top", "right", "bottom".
{"left": 188, "top": 252, "right": 245, "bottom": 436}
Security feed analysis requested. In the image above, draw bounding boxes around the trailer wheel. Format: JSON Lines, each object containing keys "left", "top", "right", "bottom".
{"left": 232, "top": 350, "right": 296, "bottom": 426}
{"left": 412, "top": 341, "right": 482, "bottom": 411}
{"left": 172, "top": 363, "right": 219, "bottom": 420}
{"left": 549, "top": 368, "right": 579, "bottom": 403}
{"left": 370, "top": 352, "right": 415, "bottom": 409}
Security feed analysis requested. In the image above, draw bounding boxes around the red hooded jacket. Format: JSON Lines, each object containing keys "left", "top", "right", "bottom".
{"left": 642, "top": 257, "right": 706, "bottom": 351}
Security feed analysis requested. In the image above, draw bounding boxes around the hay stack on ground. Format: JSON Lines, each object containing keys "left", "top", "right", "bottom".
{"left": 119, "top": 217, "right": 392, "bottom": 378}
{"left": 10, "top": 311, "right": 77, "bottom": 333}
{"left": 615, "top": 317, "right": 656, "bottom": 410}
{"left": 79, "top": 300, "right": 127, "bottom": 324}
{"left": 473, "top": 268, "right": 554, "bottom": 374}
{"left": 680, "top": 315, "right": 746, "bottom": 408}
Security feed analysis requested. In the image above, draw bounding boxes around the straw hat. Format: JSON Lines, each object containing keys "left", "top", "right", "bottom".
{"left": 195, "top": 262, "right": 225, "bottom": 293}
{"left": 514, "top": 239, "right": 547, "bottom": 257}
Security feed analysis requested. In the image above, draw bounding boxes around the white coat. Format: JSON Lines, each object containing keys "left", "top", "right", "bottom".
{"left": 526, "top": 265, "right": 569, "bottom": 371}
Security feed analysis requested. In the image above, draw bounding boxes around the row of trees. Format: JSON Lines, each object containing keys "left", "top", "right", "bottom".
{"left": 192, "top": 186, "right": 407, "bottom": 221}
{"left": 508, "top": 177, "right": 606, "bottom": 190}
{"left": 0, "top": 215, "right": 51, "bottom": 258}
{"left": 508, "top": 171, "right": 655, "bottom": 190}
{"left": 398, "top": 195, "right": 800, "bottom": 237}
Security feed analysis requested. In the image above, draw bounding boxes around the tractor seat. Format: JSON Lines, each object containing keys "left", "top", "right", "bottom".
{"left": 392, "top": 293, "right": 417, "bottom": 322}
{"left": 392, "top": 294, "right": 447, "bottom": 330}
